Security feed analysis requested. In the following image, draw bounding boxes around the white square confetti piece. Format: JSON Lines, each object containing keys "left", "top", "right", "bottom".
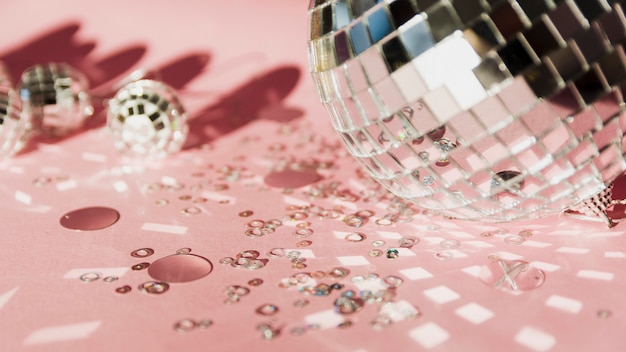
{"left": 423, "top": 285, "right": 460, "bottom": 304}
{"left": 577, "top": 270, "right": 614, "bottom": 281}
{"left": 113, "top": 181, "right": 128, "bottom": 193}
{"left": 8, "top": 166, "right": 23, "bottom": 174}
{"left": 353, "top": 278, "right": 385, "bottom": 292}
{"left": 604, "top": 251, "right": 625, "bottom": 258}
{"left": 521, "top": 241, "right": 552, "bottom": 248}
{"left": 555, "top": 247, "right": 589, "bottom": 254}
{"left": 56, "top": 179, "right": 77, "bottom": 191}
{"left": 399, "top": 267, "right": 433, "bottom": 280}
{"left": 201, "top": 191, "right": 236, "bottom": 204}
{"left": 24, "top": 321, "right": 101, "bottom": 345}
{"left": 141, "top": 223, "right": 188, "bottom": 235}
{"left": 455, "top": 302, "right": 494, "bottom": 324}
{"left": 529, "top": 261, "right": 560, "bottom": 272}
{"left": 545, "top": 295, "right": 582, "bottom": 314}
{"left": 396, "top": 247, "right": 416, "bottom": 257}
{"left": 160, "top": 176, "right": 179, "bottom": 185}
{"left": 380, "top": 300, "right": 420, "bottom": 322}
{"left": 283, "top": 196, "right": 311, "bottom": 207}
{"left": 462, "top": 265, "right": 482, "bottom": 278}
{"left": 304, "top": 310, "right": 344, "bottom": 330}
{"left": 490, "top": 251, "right": 524, "bottom": 260}
{"left": 0, "top": 287, "right": 18, "bottom": 310}
{"left": 376, "top": 231, "right": 403, "bottom": 239}
{"left": 463, "top": 241, "right": 495, "bottom": 248}
{"left": 337, "top": 256, "right": 370, "bottom": 266}
{"left": 333, "top": 231, "right": 352, "bottom": 239}
{"left": 514, "top": 327, "right": 556, "bottom": 351}
{"left": 81, "top": 152, "right": 107, "bottom": 163}
{"left": 15, "top": 191, "right": 31, "bottom": 205}
{"left": 409, "top": 322, "right": 450, "bottom": 349}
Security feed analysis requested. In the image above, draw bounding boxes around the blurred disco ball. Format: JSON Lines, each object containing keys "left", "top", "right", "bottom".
{"left": 307, "top": 0, "right": 626, "bottom": 222}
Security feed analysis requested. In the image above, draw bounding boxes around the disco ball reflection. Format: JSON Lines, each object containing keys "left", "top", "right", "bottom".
{"left": 307, "top": 0, "right": 626, "bottom": 222}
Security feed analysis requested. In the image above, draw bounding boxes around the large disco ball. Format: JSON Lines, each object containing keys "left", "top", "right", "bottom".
{"left": 307, "top": 0, "right": 626, "bottom": 222}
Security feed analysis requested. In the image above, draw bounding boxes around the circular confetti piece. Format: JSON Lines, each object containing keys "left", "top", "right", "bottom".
{"left": 60, "top": 207, "right": 120, "bottom": 231}
{"left": 264, "top": 169, "right": 322, "bottom": 189}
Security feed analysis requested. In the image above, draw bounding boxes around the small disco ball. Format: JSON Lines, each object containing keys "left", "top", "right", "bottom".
{"left": 307, "top": 0, "right": 626, "bottom": 222}
{"left": 107, "top": 79, "right": 188, "bottom": 160}
{"left": 0, "top": 83, "right": 28, "bottom": 158}
{"left": 18, "top": 63, "right": 93, "bottom": 137}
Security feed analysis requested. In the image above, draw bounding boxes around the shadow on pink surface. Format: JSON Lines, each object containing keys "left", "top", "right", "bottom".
{"left": 185, "top": 65, "right": 304, "bottom": 148}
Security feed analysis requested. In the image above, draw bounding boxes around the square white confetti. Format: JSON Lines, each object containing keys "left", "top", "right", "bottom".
{"left": 113, "top": 181, "right": 128, "bottom": 192}
{"left": 545, "top": 295, "right": 582, "bottom": 314}
{"left": 399, "top": 267, "right": 434, "bottom": 280}
{"left": 141, "top": 223, "right": 188, "bottom": 235}
{"left": 24, "top": 321, "right": 101, "bottom": 345}
{"left": 522, "top": 241, "right": 552, "bottom": 248}
{"left": 376, "top": 231, "right": 403, "bottom": 239}
{"left": 56, "top": 179, "right": 77, "bottom": 191}
{"left": 529, "top": 261, "right": 560, "bottom": 272}
{"left": 337, "top": 256, "right": 370, "bottom": 266}
{"left": 409, "top": 322, "right": 450, "bottom": 349}
{"left": 304, "top": 310, "right": 344, "bottom": 330}
{"left": 462, "top": 265, "right": 482, "bottom": 278}
{"left": 555, "top": 247, "right": 589, "bottom": 254}
{"left": 515, "top": 327, "right": 556, "bottom": 351}
{"left": 423, "top": 285, "right": 460, "bottom": 304}
{"left": 332, "top": 231, "right": 352, "bottom": 239}
{"left": 15, "top": 191, "right": 31, "bottom": 205}
{"left": 380, "top": 300, "right": 420, "bottom": 321}
{"left": 604, "top": 251, "right": 625, "bottom": 258}
{"left": 455, "top": 303, "right": 494, "bottom": 324}
{"left": 577, "top": 270, "right": 614, "bottom": 281}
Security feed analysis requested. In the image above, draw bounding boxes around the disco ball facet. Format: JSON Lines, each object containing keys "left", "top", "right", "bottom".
{"left": 307, "top": 0, "right": 626, "bottom": 222}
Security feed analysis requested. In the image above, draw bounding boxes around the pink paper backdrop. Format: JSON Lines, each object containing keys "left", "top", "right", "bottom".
{"left": 0, "top": 1, "right": 625, "bottom": 351}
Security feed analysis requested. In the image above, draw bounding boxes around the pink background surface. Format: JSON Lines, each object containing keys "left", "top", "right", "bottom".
{"left": 1, "top": 1, "right": 625, "bottom": 351}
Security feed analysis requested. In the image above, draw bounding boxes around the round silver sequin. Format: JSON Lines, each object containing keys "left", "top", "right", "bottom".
{"left": 138, "top": 281, "right": 170, "bottom": 294}
{"left": 173, "top": 319, "right": 197, "bottom": 333}
{"left": 130, "top": 248, "right": 155, "bottom": 258}
{"left": 345, "top": 232, "right": 367, "bottom": 242}
{"left": 255, "top": 304, "right": 279, "bottom": 316}
{"left": 79, "top": 272, "right": 100, "bottom": 282}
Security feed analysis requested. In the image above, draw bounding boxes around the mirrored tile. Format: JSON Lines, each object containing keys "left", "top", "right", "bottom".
{"left": 382, "top": 35, "right": 411, "bottom": 72}
{"left": 523, "top": 62, "right": 562, "bottom": 97}
{"left": 451, "top": 0, "right": 487, "bottom": 25}
{"left": 335, "top": 30, "right": 352, "bottom": 65}
{"left": 517, "top": 0, "right": 556, "bottom": 22}
{"left": 334, "top": 0, "right": 352, "bottom": 30}
{"left": 574, "top": 65, "right": 610, "bottom": 103}
{"left": 389, "top": 0, "right": 419, "bottom": 27}
{"left": 490, "top": 1, "right": 529, "bottom": 40}
{"left": 464, "top": 16, "right": 504, "bottom": 56}
{"left": 546, "top": 44, "right": 586, "bottom": 81}
{"left": 497, "top": 37, "right": 537, "bottom": 76}
{"left": 368, "top": 7, "right": 394, "bottom": 42}
{"left": 522, "top": 16, "right": 563, "bottom": 58}
{"left": 598, "top": 47, "right": 626, "bottom": 85}
{"left": 573, "top": 23, "right": 609, "bottom": 62}
{"left": 548, "top": 0, "right": 588, "bottom": 40}
{"left": 400, "top": 16, "right": 435, "bottom": 58}
{"left": 349, "top": 20, "right": 372, "bottom": 55}
{"left": 473, "top": 55, "right": 512, "bottom": 90}
{"left": 426, "top": 2, "right": 463, "bottom": 42}
{"left": 572, "top": 0, "right": 610, "bottom": 21}
{"left": 352, "top": 0, "right": 377, "bottom": 18}
{"left": 598, "top": 8, "right": 626, "bottom": 44}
